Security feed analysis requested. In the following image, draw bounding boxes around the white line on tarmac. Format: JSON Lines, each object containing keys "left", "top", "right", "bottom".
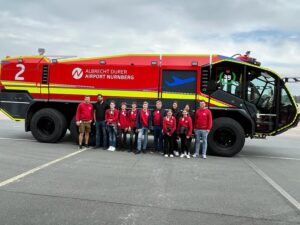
{"left": 0, "top": 137, "right": 35, "bottom": 142}
{"left": 0, "top": 148, "right": 88, "bottom": 188}
{"left": 242, "top": 157, "right": 300, "bottom": 212}
{"left": 240, "top": 154, "right": 300, "bottom": 161}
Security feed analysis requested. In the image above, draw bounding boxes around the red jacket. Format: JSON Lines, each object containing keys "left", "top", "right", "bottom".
{"left": 194, "top": 108, "right": 212, "bottom": 130}
{"left": 177, "top": 116, "right": 193, "bottom": 137}
{"left": 76, "top": 102, "right": 93, "bottom": 122}
{"left": 118, "top": 110, "right": 129, "bottom": 129}
{"left": 128, "top": 109, "right": 137, "bottom": 128}
{"left": 105, "top": 109, "right": 119, "bottom": 125}
{"left": 163, "top": 116, "right": 176, "bottom": 135}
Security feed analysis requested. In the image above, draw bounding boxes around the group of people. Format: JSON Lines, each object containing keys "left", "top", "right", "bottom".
{"left": 75, "top": 94, "right": 212, "bottom": 159}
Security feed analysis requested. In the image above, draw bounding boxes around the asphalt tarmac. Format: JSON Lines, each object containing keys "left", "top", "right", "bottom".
{"left": 0, "top": 115, "right": 299, "bottom": 225}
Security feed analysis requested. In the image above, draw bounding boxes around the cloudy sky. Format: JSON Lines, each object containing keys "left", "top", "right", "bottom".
{"left": 0, "top": 0, "right": 299, "bottom": 94}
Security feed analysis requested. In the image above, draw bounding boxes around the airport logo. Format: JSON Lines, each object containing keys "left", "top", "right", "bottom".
{"left": 165, "top": 76, "right": 196, "bottom": 87}
{"left": 72, "top": 68, "right": 83, "bottom": 80}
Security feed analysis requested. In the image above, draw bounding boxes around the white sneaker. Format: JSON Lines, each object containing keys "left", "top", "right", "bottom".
{"left": 186, "top": 154, "right": 191, "bottom": 159}
{"left": 174, "top": 151, "right": 179, "bottom": 156}
{"left": 107, "top": 146, "right": 112, "bottom": 151}
{"left": 192, "top": 154, "right": 198, "bottom": 158}
{"left": 164, "top": 154, "right": 169, "bottom": 157}
{"left": 180, "top": 154, "right": 185, "bottom": 158}
{"left": 170, "top": 154, "right": 174, "bottom": 158}
{"left": 111, "top": 147, "right": 116, "bottom": 152}
{"left": 202, "top": 155, "right": 207, "bottom": 159}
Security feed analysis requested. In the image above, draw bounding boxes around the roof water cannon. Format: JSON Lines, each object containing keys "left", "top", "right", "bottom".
{"left": 232, "top": 51, "right": 261, "bottom": 66}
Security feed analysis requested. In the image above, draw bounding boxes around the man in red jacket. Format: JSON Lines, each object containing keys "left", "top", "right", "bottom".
{"left": 76, "top": 96, "right": 93, "bottom": 149}
{"left": 193, "top": 100, "right": 212, "bottom": 159}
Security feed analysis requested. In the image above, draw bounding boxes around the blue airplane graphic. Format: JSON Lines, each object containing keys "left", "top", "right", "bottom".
{"left": 165, "top": 76, "right": 195, "bottom": 87}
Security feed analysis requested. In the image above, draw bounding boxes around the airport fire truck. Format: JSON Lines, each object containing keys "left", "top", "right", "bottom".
{"left": 0, "top": 51, "right": 299, "bottom": 156}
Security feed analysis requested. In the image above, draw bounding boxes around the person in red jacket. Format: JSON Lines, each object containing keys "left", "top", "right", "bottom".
{"left": 193, "top": 100, "right": 212, "bottom": 159}
{"left": 163, "top": 109, "right": 177, "bottom": 157}
{"left": 177, "top": 110, "right": 193, "bottom": 158}
{"left": 76, "top": 96, "right": 93, "bottom": 149}
{"left": 105, "top": 100, "right": 119, "bottom": 152}
{"left": 128, "top": 101, "right": 138, "bottom": 152}
{"left": 118, "top": 102, "right": 129, "bottom": 150}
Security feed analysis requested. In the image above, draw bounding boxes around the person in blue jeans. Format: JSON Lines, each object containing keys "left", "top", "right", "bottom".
{"left": 152, "top": 100, "right": 165, "bottom": 153}
{"left": 135, "top": 101, "right": 152, "bottom": 154}
{"left": 193, "top": 100, "right": 212, "bottom": 159}
{"left": 93, "top": 94, "right": 109, "bottom": 149}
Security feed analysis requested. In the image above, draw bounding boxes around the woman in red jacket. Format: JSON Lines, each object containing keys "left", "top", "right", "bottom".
{"left": 128, "top": 101, "right": 138, "bottom": 152}
{"left": 177, "top": 110, "right": 193, "bottom": 158}
{"left": 118, "top": 102, "right": 129, "bottom": 150}
{"left": 105, "top": 101, "right": 119, "bottom": 152}
{"left": 163, "top": 109, "right": 177, "bottom": 157}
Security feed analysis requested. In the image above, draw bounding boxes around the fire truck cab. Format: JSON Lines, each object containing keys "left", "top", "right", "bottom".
{"left": 0, "top": 53, "right": 299, "bottom": 156}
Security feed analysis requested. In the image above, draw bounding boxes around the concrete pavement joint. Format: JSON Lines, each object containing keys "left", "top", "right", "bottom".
{"left": 240, "top": 154, "right": 300, "bottom": 161}
{"left": 0, "top": 188, "right": 299, "bottom": 224}
{"left": 242, "top": 157, "right": 300, "bottom": 212}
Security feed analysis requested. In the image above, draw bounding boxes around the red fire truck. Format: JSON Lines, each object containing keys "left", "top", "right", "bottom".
{"left": 0, "top": 52, "right": 299, "bottom": 156}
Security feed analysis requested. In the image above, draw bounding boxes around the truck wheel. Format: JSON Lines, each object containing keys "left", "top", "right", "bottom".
{"left": 69, "top": 117, "right": 95, "bottom": 146}
{"left": 208, "top": 117, "right": 245, "bottom": 157}
{"left": 30, "top": 108, "right": 67, "bottom": 143}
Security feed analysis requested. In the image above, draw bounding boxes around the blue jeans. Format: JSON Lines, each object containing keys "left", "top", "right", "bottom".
{"left": 194, "top": 129, "right": 209, "bottom": 156}
{"left": 95, "top": 121, "right": 107, "bottom": 147}
{"left": 107, "top": 125, "right": 117, "bottom": 147}
{"left": 153, "top": 126, "right": 163, "bottom": 152}
{"left": 137, "top": 127, "right": 149, "bottom": 151}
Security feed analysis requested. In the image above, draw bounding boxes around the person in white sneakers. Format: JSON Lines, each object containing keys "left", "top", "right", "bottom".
{"left": 193, "top": 100, "right": 212, "bottom": 159}
{"left": 163, "top": 109, "right": 177, "bottom": 158}
{"left": 105, "top": 101, "right": 119, "bottom": 151}
{"left": 177, "top": 110, "right": 193, "bottom": 158}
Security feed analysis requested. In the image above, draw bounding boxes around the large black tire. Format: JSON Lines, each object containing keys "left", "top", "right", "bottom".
{"left": 69, "top": 117, "right": 95, "bottom": 146}
{"left": 208, "top": 117, "right": 245, "bottom": 157}
{"left": 30, "top": 108, "right": 67, "bottom": 143}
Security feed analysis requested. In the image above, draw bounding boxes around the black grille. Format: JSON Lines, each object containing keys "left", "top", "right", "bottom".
{"left": 41, "top": 65, "right": 49, "bottom": 84}
{"left": 201, "top": 66, "right": 210, "bottom": 93}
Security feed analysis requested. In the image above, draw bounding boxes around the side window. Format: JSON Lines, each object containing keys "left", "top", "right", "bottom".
{"left": 246, "top": 70, "right": 275, "bottom": 113}
{"left": 278, "top": 87, "right": 296, "bottom": 128}
{"left": 210, "top": 62, "right": 244, "bottom": 97}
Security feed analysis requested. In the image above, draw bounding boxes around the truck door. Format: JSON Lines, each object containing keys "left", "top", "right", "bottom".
{"left": 246, "top": 67, "right": 277, "bottom": 133}
{"left": 160, "top": 69, "right": 197, "bottom": 110}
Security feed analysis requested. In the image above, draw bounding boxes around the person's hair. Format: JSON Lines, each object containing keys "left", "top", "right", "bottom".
{"left": 143, "top": 101, "right": 149, "bottom": 105}
{"left": 132, "top": 101, "right": 137, "bottom": 105}
{"left": 110, "top": 100, "right": 116, "bottom": 104}
{"left": 156, "top": 100, "right": 162, "bottom": 104}
{"left": 167, "top": 109, "right": 173, "bottom": 113}
{"left": 121, "top": 102, "right": 127, "bottom": 106}
{"left": 199, "top": 100, "right": 206, "bottom": 103}
{"left": 172, "top": 101, "right": 178, "bottom": 104}
{"left": 97, "top": 94, "right": 103, "bottom": 97}
{"left": 84, "top": 95, "right": 90, "bottom": 98}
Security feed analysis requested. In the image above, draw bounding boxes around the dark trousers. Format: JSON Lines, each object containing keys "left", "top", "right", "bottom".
{"left": 118, "top": 128, "right": 128, "bottom": 149}
{"left": 153, "top": 126, "right": 163, "bottom": 152}
{"left": 164, "top": 133, "right": 175, "bottom": 156}
{"left": 95, "top": 120, "right": 107, "bottom": 147}
{"left": 179, "top": 134, "right": 192, "bottom": 155}
{"left": 129, "top": 128, "right": 138, "bottom": 151}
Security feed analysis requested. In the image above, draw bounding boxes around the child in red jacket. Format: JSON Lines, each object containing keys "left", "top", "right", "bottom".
{"left": 118, "top": 102, "right": 129, "bottom": 150}
{"left": 163, "top": 109, "right": 177, "bottom": 157}
{"left": 177, "top": 110, "right": 193, "bottom": 158}
{"left": 105, "top": 101, "right": 119, "bottom": 151}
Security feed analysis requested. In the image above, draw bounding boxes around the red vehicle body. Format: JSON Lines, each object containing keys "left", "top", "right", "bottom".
{"left": 0, "top": 53, "right": 299, "bottom": 156}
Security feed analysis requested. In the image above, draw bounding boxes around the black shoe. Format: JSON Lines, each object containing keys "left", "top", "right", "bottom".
{"left": 142, "top": 150, "right": 147, "bottom": 154}
{"left": 135, "top": 151, "right": 141, "bottom": 154}
{"left": 84, "top": 145, "right": 89, "bottom": 149}
{"left": 79, "top": 145, "right": 83, "bottom": 149}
